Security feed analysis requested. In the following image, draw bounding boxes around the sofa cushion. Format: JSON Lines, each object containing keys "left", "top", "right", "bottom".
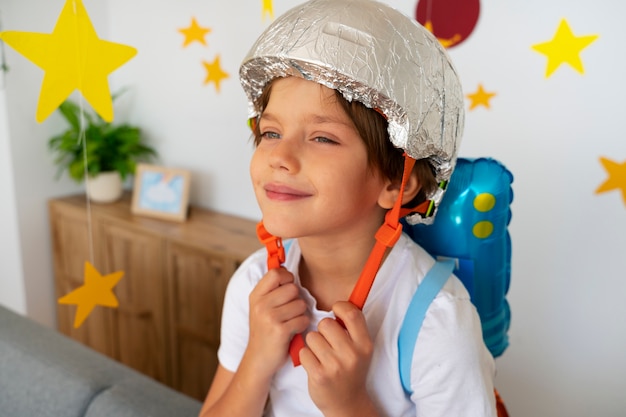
{"left": 0, "top": 339, "right": 100, "bottom": 417}
{"left": 85, "top": 378, "right": 202, "bottom": 417}
{"left": 0, "top": 305, "right": 201, "bottom": 417}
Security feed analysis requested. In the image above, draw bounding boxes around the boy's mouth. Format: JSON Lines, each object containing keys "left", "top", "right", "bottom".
{"left": 264, "top": 183, "right": 312, "bottom": 201}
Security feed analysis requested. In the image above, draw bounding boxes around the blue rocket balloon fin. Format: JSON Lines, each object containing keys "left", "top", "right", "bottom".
{"left": 402, "top": 157, "right": 514, "bottom": 358}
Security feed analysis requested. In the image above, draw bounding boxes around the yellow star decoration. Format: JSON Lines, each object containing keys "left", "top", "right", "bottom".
{"left": 595, "top": 157, "right": 626, "bottom": 205}
{"left": 203, "top": 55, "right": 229, "bottom": 92}
{"left": 466, "top": 84, "right": 496, "bottom": 110}
{"left": 262, "top": 0, "right": 275, "bottom": 21}
{"left": 532, "top": 19, "right": 599, "bottom": 78}
{"left": 0, "top": 0, "right": 136, "bottom": 123}
{"left": 58, "top": 261, "right": 124, "bottom": 329}
{"left": 178, "top": 17, "right": 211, "bottom": 47}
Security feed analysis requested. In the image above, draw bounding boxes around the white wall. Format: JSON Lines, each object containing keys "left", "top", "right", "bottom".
{"left": 1, "top": 0, "right": 624, "bottom": 416}
{"left": 451, "top": 2, "right": 626, "bottom": 416}
{"left": 0, "top": 48, "right": 26, "bottom": 314}
{"left": 105, "top": 0, "right": 261, "bottom": 220}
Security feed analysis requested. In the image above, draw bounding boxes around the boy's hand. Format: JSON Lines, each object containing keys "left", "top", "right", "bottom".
{"left": 246, "top": 268, "right": 310, "bottom": 379}
{"left": 300, "top": 301, "right": 378, "bottom": 417}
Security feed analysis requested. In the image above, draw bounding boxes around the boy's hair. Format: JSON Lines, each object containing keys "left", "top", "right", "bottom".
{"left": 252, "top": 78, "right": 438, "bottom": 208}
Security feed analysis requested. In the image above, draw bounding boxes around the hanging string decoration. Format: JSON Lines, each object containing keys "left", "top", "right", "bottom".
{"left": 0, "top": 0, "right": 136, "bottom": 327}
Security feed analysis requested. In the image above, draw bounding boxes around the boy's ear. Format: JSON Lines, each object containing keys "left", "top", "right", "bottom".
{"left": 378, "top": 170, "right": 422, "bottom": 210}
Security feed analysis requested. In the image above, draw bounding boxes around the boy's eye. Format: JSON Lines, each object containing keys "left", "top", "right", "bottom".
{"left": 261, "top": 131, "right": 281, "bottom": 140}
{"left": 313, "top": 136, "right": 338, "bottom": 145}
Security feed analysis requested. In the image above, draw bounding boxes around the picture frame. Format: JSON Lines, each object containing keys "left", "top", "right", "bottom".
{"left": 131, "top": 164, "right": 191, "bottom": 222}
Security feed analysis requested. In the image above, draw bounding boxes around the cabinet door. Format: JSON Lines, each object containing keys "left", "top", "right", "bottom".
{"left": 98, "top": 221, "right": 169, "bottom": 384}
{"left": 49, "top": 202, "right": 116, "bottom": 357}
{"left": 167, "top": 242, "right": 239, "bottom": 401}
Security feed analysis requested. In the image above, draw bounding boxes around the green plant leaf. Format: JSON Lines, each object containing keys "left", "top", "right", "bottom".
{"left": 57, "top": 101, "right": 81, "bottom": 131}
{"left": 48, "top": 92, "right": 158, "bottom": 183}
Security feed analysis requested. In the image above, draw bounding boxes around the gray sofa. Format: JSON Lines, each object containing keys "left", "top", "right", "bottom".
{"left": 0, "top": 305, "right": 202, "bottom": 417}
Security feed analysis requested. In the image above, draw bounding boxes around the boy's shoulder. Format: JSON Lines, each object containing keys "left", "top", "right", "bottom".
{"left": 395, "top": 233, "right": 471, "bottom": 302}
{"left": 228, "top": 246, "right": 270, "bottom": 290}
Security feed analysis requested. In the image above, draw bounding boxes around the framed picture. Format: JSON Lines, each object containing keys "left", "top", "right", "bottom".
{"left": 131, "top": 164, "right": 191, "bottom": 222}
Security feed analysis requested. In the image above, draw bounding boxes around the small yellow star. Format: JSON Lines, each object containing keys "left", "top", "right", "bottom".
{"left": 203, "top": 55, "right": 229, "bottom": 92}
{"left": 58, "top": 261, "right": 124, "bottom": 328}
{"left": 595, "top": 157, "right": 626, "bottom": 205}
{"left": 262, "top": 0, "right": 275, "bottom": 21}
{"left": 532, "top": 19, "right": 599, "bottom": 78}
{"left": 0, "top": 0, "right": 136, "bottom": 123}
{"left": 178, "top": 17, "right": 211, "bottom": 47}
{"left": 466, "top": 84, "right": 496, "bottom": 110}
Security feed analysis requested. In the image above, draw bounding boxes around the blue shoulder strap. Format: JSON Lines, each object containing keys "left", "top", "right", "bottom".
{"left": 283, "top": 239, "right": 294, "bottom": 259}
{"left": 398, "top": 259, "right": 455, "bottom": 395}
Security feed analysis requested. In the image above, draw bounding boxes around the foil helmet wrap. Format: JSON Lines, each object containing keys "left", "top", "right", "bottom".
{"left": 240, "top": 0, "right": 465, "bottom": 224}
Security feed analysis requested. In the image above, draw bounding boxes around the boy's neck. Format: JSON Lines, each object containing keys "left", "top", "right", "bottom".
{"left": 297, "top": 235, "right": 384, "bottom": 312}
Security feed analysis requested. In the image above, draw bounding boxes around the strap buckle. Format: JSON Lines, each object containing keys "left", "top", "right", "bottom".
{"left": 256, "top": 222, "right": 285, "bottom": 269}
{"left": 375, "top": 214, "right": 403, "bottom": 248}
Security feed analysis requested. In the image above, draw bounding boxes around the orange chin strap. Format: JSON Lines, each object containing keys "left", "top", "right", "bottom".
{"left": 348, "top": 155, "right": 416, "bottom": 308}
{"left": 257, "top": 154, "right": 420, "bottom": 366}
{"left": 256, "top": 221, "right": 308, "bottom": 365}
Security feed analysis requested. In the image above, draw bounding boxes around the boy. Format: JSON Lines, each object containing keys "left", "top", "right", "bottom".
{"left": 200, "top": 0, "right": 496, "bottom": 416}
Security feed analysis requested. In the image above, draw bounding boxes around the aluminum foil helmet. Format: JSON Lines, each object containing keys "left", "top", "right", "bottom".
{"left": 240, "top": 0, "right": 464, "bottom": 224}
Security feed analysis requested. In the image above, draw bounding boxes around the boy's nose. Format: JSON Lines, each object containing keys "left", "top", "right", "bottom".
{"left": 269, "top": 137, "right": 301, "bottom": 172}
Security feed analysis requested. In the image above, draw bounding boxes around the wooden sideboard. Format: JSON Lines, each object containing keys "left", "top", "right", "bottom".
{"left": 49, "top": 193, "right": 261, "bottom": 401}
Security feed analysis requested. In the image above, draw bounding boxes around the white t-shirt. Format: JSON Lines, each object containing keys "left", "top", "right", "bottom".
{"left": 218, "top": 233, "right": 497, "bottom": 417}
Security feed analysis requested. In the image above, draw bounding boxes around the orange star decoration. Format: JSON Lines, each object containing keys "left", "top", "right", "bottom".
{"left": 178, "top": 17, "right": 211, "bottom": 47}
{"left": 424, "top": 21, "right": 462, "bottom": 48}
{"left": 0, "top": 0, "right": 136, "bottom": 123}
{"left": 466, "top": 84, "right": 496, "bottom": 110}
{"left": 203, "top": 55, "right": 229, "bottom": 92}
{"left": 58, "top": 261, "right": 124, "bottom": 329}
{"left": 532, "top": 19, "right": 599, "bottom": 78}
{"left": 595, "top": 157, "right": 626, "bottom": 205}
{"left": 262, "top": 0, "right": 275, "bottom": 21}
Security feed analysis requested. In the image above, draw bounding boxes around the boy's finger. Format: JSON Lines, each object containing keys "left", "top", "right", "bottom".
{"left": 256, "top": 268, "right": 295, "bottom": 294}
{"left": 275, "top": 267, "right": 296, "bottom": 285}
{"left": 313, "top": 317, "right": 355, "bottom": 356}
{"left": 299, "top": 345, "right": 321, "bottom": 371}
{"left": 304, "top": 328, "right": 334, "bottom": 362}
{"left": 332, "top": 301, "right": 370, "bottom": 344}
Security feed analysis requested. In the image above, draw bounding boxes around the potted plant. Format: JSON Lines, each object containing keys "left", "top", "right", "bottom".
{"left": 48, "top": 95, "right": 158, "bottom": 203}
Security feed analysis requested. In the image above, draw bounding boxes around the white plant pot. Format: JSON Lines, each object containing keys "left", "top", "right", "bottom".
{"left": 87, "top": 171, "right": 123, "bottom": 203}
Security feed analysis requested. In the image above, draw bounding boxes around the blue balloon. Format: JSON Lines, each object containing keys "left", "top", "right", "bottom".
{"left": 403, "top": 157, "right": 513, "bottom": 358}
